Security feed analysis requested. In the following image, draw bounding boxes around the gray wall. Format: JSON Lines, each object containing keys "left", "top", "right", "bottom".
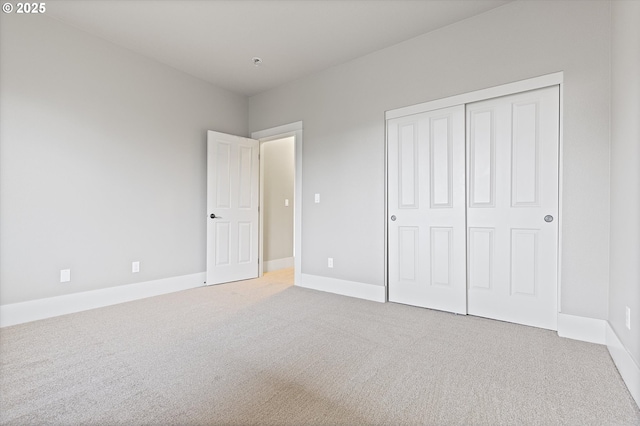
{"left": 609, "top": 1, "right": 640, "bottom": 365}
{"left": 249, "top": 1, "right": 612, "bottom": 319}
{"left": 263, "top": 137, "right": 295, "bottom": 262}
{"left": 0, "top": 14, "right": 248, "bottom": 304}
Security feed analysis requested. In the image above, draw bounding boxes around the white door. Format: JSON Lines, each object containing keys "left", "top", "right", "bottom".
{"left": 206, "top": 131, "right": 259, "bottom": 285}
{"left": 388, "top": 105, "right": 467, "bottom": 314}
{"left": 466, "top": 86, "right": 560, "bottom": 330}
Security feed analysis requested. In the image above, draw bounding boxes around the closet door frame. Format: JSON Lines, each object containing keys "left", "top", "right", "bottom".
{"left": 384, "top": 72, "right": 564, "bottom": 315}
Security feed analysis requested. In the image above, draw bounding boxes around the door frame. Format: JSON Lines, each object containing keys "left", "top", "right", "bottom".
{"left": 251, "top": 122, "right": 303, "bottom": 285}
{"left": 384, "top": 72, "right": 564, "bottom": 314}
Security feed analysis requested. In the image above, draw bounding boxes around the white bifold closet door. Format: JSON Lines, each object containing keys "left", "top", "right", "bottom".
{"left": 388, "top": 105, "right": 467, "bottom": 314}
{"left": 466, "top": 86, "right": 559, "bottom": 330}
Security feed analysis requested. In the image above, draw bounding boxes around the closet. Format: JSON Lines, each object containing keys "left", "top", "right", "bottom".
{"left": 387, "top": 83, "right": 560, "bottom": 330}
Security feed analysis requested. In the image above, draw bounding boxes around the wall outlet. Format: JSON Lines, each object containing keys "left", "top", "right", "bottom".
{"left": 315, "top": 193, "right": 320, "bottom": 203}
{"left": 328, "top": 257, "right": 334, "bottom": 268}
{"left": 625, "top": 306, "right": 631, "bottom": 330}
{"left": 132, "top": 261, "right": 140, "bottom": 273}
{"left": 60, "top": 269, "right": 71, "bottom": 283}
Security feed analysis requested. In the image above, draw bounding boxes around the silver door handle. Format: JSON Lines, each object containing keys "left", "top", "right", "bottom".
{"left": 544, "top": 215, "right": 553, "bottom": 223}
{"left": 390, "top": 215, "right": 397, "bottom": 221}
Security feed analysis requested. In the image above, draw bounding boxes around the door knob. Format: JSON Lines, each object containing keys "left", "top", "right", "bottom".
{"left": 544, "top": 215, "right": 554, "bottom": 223}
{"left": 210, "top": 213, "right": 219, "bottom": 219}
{"left": 390, "top": 215, "right": 397, "bottom": 221}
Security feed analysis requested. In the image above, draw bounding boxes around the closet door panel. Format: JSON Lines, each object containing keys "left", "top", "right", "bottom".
{"left": 466, "top": 86, "right": 560, "bottom": 330}
{"left": 388, "top": 106, "right": 466, "bottom": 314}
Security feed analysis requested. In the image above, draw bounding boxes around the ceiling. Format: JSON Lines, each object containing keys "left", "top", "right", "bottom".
{"left": 46, "top": 0, "right": 511, "bottom": 96}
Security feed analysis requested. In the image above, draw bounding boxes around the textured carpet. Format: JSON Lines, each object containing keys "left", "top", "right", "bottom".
{"left": 1, "top": 268, "right": 639, "bottom": 425}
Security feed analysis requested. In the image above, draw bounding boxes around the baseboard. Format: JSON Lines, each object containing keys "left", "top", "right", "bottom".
{"left": 297, "top": 273, "right": 386, "bottom": 303}
{"left": 606, "top": 323, "right": 640, "bottom": 407}
{"left": 0, "top": 272, "right": 206, "bottom": 327}
{"left": 264, "top": 257, "right": 294, "bottom": 272}
{"left": 557, "top": 313, "right": 606, "bottom": 344}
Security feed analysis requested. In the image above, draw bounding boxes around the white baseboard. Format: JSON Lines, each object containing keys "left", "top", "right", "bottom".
{"left": 297, "top": 273, "right": 386, "bottom": 303}
{"left": 264, "top": 257, "right": 294, "bottom": 272}
{"left": 606, "top": 323, "right": 640, "bottom": 407}
{"left": 0, "top": 272, "right": 206, "bottom": 327}
{"left": 557, "top": 313, "right": 606, "bottom": 344}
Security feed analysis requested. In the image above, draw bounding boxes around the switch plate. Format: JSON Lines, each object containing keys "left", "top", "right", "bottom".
{"left": 315, "top": 193, "right": 320, "bottom": 203}
{"left": 285, "top": 199, "right": 289, "bottom": 207}
{"left": 60, "top": 269, "right": 71, "bottom": 283}
{"left": 625, "top": 306, "right": 631, "bottom": 330}
{"left": 132, "top": 261, "right": 140, "bottom": 273}
{"left": 328, "top": 257, "right": 333, "bottom": 268}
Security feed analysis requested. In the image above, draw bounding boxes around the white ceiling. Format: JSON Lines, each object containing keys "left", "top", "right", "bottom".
{"left": 46, "top": 0, "right": 511, "bottom": 96}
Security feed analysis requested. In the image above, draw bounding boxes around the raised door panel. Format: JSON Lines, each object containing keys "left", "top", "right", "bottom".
{"left": 398, "top": 226, "right": 419, "bottom": 282}
{"left": 430, "top": 116, "right": 452, "bottom": 208}
{"left": 238, "top": 146, "right": 254, "bottom": 209}
{"left": 216, "top": 142, "right": 232, "bottom": 209}
{"left": 215, "top": 222, "right": 231, "bottom": 266}
{"left": 430, "top": 227, "right": 452, "bottom": 287}
{"left": 510, "top": 229, "right": 538, "bottom": 296}
{"left": 468, "top": 227, "right": 494, "bottom": 291}
{"left": 399, "top": 123, "right": 419, "bottom": 209}
{"left": 469, "top": 109, "right": 495, "bottom": 208}
{"left": 511, "top": 101, "right": 540, "bottom": 207}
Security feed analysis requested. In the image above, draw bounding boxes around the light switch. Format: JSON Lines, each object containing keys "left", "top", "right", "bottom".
{"left": 285, "top": 199, "right": 289, "bottom": 207}
{"left": 315, "top": 193, "right": 320, "bottom": 203}
{"left": 132, "top": 261, "right": 140, "bottom": 273}
{"left": 60, "top": 269, "right": 71, "bottom": 283}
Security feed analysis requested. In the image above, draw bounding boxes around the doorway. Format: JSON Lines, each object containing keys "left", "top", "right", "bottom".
{"left": 205, "top": 122, "right": 302, "bottom": 287}
{"left": 260, "top": 137, "right": 295, "bottom": 272}
{"left": 252, "top": 122, "right": 303, "bottom": 284}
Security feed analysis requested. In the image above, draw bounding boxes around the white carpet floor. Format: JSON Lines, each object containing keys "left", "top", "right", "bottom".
{"left": 1, "top": 268, "right": 639, "bottom": 425}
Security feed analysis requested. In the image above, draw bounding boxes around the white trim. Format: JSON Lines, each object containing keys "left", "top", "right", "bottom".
{"left": 557, "top": 313, "right": 606, "bottom": 344}
{"left": 383, "top": 117, "right": 389, "bottom": 299}
{"left": 297, "top": 273, "right": 386, "bottom": 303}
{"left": 557, "top": 83, "right": 565, "bottom": 321}
{"left": 385, "top": 72, "right": 564, "bottom": 120}
{"left": 264, "top": 257, "right": 294, "bottom": 272}
{"left": 252, "top": 121, "right": 303, "bottom": 140}
{"left": 0, "top": 273, "right": 205, "bottom": 327}
{"left": 606, "top": 323, "right": 640, "bottom": 407}
{"left": 252, "top": 122, "right": 303, "bottom": 287}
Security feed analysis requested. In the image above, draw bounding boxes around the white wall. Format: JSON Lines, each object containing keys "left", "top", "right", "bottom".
{"left": 263, "top": 137, "right": 295, "bottom": 263}
{"left": 609, "top": 1, "right": 640, "bottom": 367}
{"left": 0, "top": 14, "right": 248, "bottom": 305}
{"left": 249, "top": 0, "right": 611, "bottom": 319}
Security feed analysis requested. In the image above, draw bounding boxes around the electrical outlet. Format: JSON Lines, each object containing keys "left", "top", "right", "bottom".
{"left": 132, "top": 261, "right": 140, "bottom": 273}
{"left": 60, "top": 269, "right": 71, "bottom": 283}
{"left": 328, "top": 257, "right": 334, "bottom": 268}
{"left": 315, "top": 193, "right": 320, "bottom": 203}
{"left": 625, "top": 306, "right": 631, "bottom": 330}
